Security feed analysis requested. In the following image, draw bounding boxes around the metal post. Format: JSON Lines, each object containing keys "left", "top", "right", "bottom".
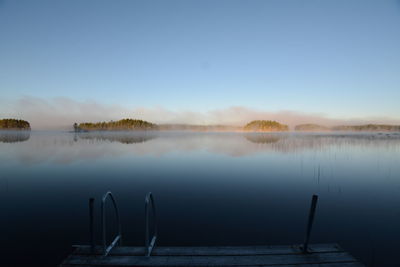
{"left": 145, "top": 192, "right": 157, "bottom": 257}
{"left": 89, "top": 198, "right": 95, "bottom": 254}
{"left": 302, "top": 194, "right": 318, "bottom": 253}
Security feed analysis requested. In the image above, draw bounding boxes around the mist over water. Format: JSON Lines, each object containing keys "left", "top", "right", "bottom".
{"left": 1, "top": 131, "right": 400, "bottom": 266}
{"left": 4, "top": 97, "right": 400, "bottom": 130}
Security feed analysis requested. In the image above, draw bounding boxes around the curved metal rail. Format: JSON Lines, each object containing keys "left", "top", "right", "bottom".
{"left": 101, "top": 191, "right": 122, "bottom": 256}
{"left": 145, "top": 192, "right": 157, "bottom": 257}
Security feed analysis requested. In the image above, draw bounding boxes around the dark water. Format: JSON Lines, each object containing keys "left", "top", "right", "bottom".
{"left": 1, "top": 131, "right": 400, "bottom": 266}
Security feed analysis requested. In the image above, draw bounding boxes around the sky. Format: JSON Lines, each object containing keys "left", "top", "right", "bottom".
{"left": 0, "top": 0, "right": 400, "bottom": 129}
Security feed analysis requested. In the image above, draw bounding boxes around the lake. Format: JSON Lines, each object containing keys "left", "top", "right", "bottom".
{"left": 1, "top": 131, "right": 400, "bottom": 266}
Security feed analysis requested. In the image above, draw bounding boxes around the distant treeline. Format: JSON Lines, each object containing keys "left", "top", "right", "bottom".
{"left": 72, "top": 119, "right": 400, "bottom": 132}
{"left": 75, "top": 119, "right": 157, "bottom": 131}
{"left": 295, "top": 123, "right": 400, "bottom": 132}
{"left": 0, "top": 119, "right": 31, "bottom": 130}
{"left": 74, "top": 119, "right": 290, "bottom": 132}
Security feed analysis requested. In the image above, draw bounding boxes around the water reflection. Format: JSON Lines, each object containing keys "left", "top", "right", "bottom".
{"left": 243, "top": 132, "right": 400, "bottom": 153}
{"left": 1, "top": 132, "right": 400, "bottom": 165}
{"left": 1, "top": 131, "right": 400, "bottom": 266}
{"left": 244, "top": 133, "right": 282, "bottom": 144}
{"left": 75, "top": 131, "right": 158, "bottom": 144}
{"left": 0, "top": 130, "right": 30, "bottom": 143}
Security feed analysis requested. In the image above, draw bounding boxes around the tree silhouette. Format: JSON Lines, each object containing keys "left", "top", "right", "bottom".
{"left": 77, "top": 119, "right": 157, "bottom": 131}
{"left": 243, "top": 120, "right": 288, "bottom": 132}
{"left": 0, "top": 119, "right": 30, "bottom": 130}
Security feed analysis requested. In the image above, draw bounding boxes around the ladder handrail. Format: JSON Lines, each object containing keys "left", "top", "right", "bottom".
{"left": 145, "top": 192, "right": 157, "bottom": 257}
{"left": 101, "top": 191, "right": 122, "bottom": 256}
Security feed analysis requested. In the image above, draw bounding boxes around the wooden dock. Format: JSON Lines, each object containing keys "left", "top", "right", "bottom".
{"left": 60, "top": 193, "right": 364, "bottom": 266}
{"left": 60, "top": 243, "right": 364, "bottom": 266}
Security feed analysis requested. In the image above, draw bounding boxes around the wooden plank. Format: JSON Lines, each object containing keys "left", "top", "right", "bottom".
{"left": 62, "top": 264, "right": 364, "bottom": 267}
{"left": 72, "top": 243, "right": 343, "bottom": 256}
{"left": 255, "top": 264, "right": 364, "bottom": 267}
{"left": 61, "top": 252, "right": 358, "bottom": 266}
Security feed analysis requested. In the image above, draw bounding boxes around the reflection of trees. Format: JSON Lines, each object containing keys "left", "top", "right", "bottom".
{"left": 242, "top": 133, "right": 400, "bottom": 153}
{"left": 244, "top": 133, "right": 282, "bottom": 144}
{"left": 2, "top": 132, "right": 400, "bottom": 165}
{"left": 75, "top": 131, "right": 158, "bottom": 144}
{"left": 0, "top": 131, "right": 31, "bottom": 143}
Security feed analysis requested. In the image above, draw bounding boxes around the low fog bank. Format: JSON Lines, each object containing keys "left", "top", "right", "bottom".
{"left": 2, "top": 131, "right": 400, "bottom": 164}
{"left": 2, "top": 96, "right": 400, "bottom": 130}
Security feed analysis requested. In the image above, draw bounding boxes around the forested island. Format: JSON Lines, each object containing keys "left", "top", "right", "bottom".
{"left": 0, "top": 119, "right": 31, "bottom": 130}
{"left": 74, "top": 120, "right": 241, "bottom": 132}
{"left": 243, "top": 120, "right": 289, "bottom": 132}
{"left": 72, "top": 119, "right": 400, "bottom": 133}
{"left": 74, "top": 119, "right": 157, "bottom": 131}
{"left": 73, "top": 119, "right": 290, "bottom": 132}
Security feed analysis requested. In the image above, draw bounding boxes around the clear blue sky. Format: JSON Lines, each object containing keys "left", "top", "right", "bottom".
{"left": 1, "top": 0, "right": 399, "bottom": 120}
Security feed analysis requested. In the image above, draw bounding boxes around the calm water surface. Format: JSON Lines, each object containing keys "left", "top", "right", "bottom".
{"left": 1, "top": 131, "right": 400, "bottom": 266}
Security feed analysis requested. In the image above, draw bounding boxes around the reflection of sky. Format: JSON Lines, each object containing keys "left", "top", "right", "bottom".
{"left": 1, "top": 132, "right": 400, "bottom": 266}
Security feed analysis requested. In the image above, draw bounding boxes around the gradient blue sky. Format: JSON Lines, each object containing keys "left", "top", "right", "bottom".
{"left": 1, "top": 0, "right": 400, "bottom": 123}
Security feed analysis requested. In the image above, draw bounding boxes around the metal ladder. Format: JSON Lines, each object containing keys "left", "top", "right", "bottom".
{"left": 87, "top": 192, "right": 318, "bottom": 257}
{"left": 89, "top": 191, "right": 157, "bottom": 257}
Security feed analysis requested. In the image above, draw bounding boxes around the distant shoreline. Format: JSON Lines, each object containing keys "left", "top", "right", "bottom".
{"left": 1, "top": 118, "right": 400, "bottom": 132}
{"left": 74, "top": 119, "right": 400, "bottom": 132}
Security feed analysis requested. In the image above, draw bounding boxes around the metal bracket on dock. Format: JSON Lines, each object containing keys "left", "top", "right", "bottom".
{"left": 101, "top": 191, "right": 122, "bottom": 256}
{"left": 145, "top": 192, "right": 157, "bottom": 257}
{"left": 302, "top": 194, "right": 318, "bottom": 253}
{"left": 89, "top": 198, "right": 95, "bottom": 254}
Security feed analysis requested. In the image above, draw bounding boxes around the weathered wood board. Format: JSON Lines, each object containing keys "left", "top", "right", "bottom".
{"left": 60, "top": 243, "right": 364, "bottom": 266}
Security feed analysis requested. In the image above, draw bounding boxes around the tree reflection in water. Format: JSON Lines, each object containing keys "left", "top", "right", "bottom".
{"left": 75, "top": 131, "right": 158, "bottom": 144}
{"left": 244, "top": 133, "right": 282, "bottom": 144}
{"left": 0, "top": 131, "right": 31, "bottom": 143}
